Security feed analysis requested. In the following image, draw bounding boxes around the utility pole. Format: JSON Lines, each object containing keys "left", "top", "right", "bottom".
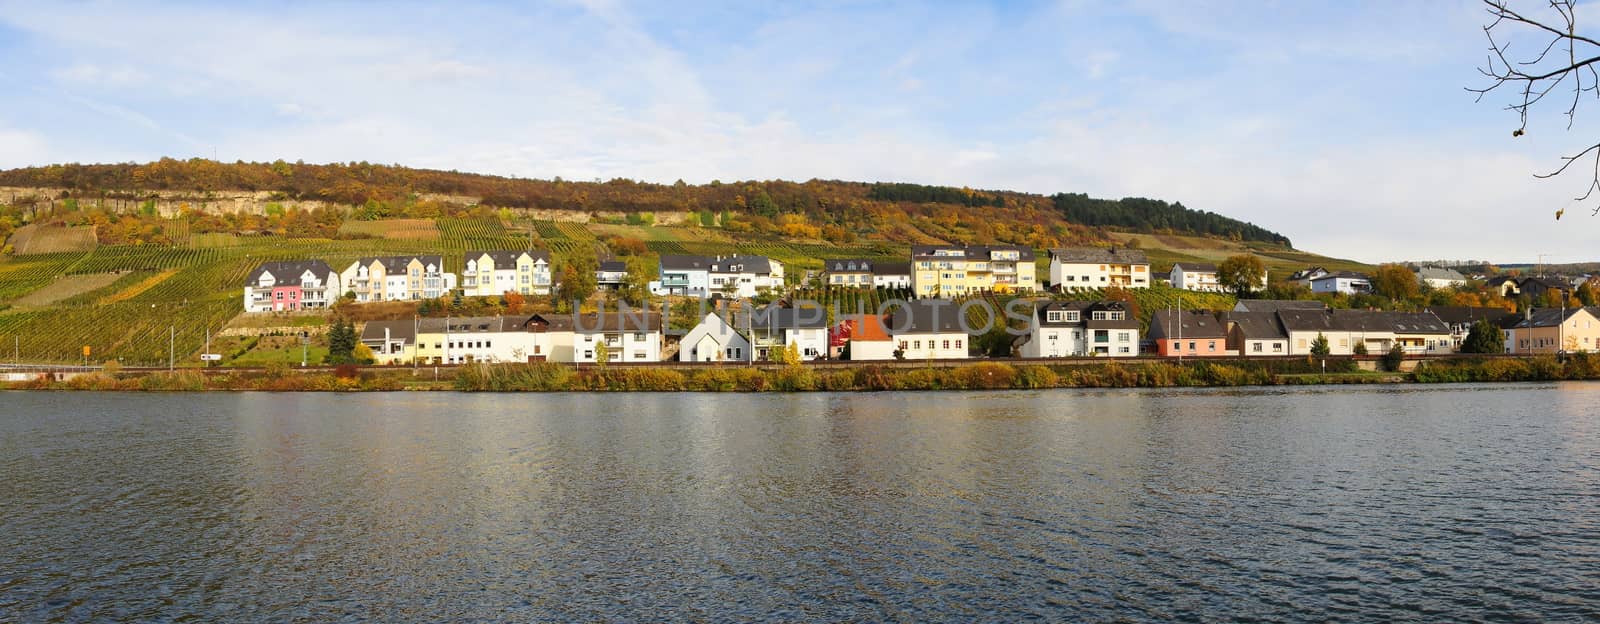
{"left": 169, "top": 326, "right": 174, "bottom": 371}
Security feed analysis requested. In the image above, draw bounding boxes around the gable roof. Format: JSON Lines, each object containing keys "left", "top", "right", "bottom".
{"left": 416, "top": 315, "right": 529, "bottom": 334}
{"left": 659, "top": 254, "right": 776, "bottom": 275}
{"left": 841, "top": 314, "right": 892, "bottom": 342}
{"left": 1047, "top": 247, "right": 1148, "bottom": 265}
{"left": 248, "top": 260, "right": 336, "bottom": 287}
{"left": 823, "top": 258, "right": 882, "bottom": 273}
{"left": 1171, "top": 262, "right": 1219, "bottom": 273}
{"left": 1310, "top": 271, "right": 1370, "bottom": 282}
{"left": 569, "top": 311, "right": 663, "bottom": 332}
{"left": 1508, "top": 307, "right": 1590, "bottom": 329}
{"left": 1415, "top": 267, "right": 1466, "bottom": 281}
{"left": 1288, "top": 267, "right": 1329, "bottom": 281}
{"left": 746, "top": 306, "right": 830, "bottom": 330}
{"left": 1148, "top": 309, "right": 1227, "bottom": 340}
{"left": 872, "top": 261, "right": 911, "bottom": 276}
{"left": 1423, "top": 306, "right": 1514, "bottom": 326}
{"left": 1233, "top": 299, "right": 1328, "bottom": 313}
{"left": 1222, "top": 311, "right": 1288, "bottom": 340}
{"left": 887, "top": 299, "right": 969, "bottom": 334}
{"left": 467, "top": 250, "right": 549, "bottom": 266}
{"left": 359, "top": 319, "right": 416, "bottom": 344}
{"left": 1276, "top": 309, "right": 1449, "bottom": 334}
{"left": 910, "top": 244, "right": 1036, "bottom": 262}
{"left": 355, "top": 255, "right": 445, "bottom": 273}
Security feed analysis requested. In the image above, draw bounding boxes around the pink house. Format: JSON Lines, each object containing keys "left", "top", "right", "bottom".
{"left": 244, "top": 260, "right": 341, "bottom": 313}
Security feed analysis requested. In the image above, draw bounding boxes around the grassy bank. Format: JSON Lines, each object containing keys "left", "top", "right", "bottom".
{"left": 11, "top": 356, "right": 1600, "bottom": 392}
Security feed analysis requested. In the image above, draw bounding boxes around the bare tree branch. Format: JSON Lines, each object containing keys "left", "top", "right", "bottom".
{"left": 1470, "top": 0, "right": 1600, "bottom": 213}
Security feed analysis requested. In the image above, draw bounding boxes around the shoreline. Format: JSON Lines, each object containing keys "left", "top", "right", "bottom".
{"left": 4, "top": 355, "right": 1594, "bottom": 392}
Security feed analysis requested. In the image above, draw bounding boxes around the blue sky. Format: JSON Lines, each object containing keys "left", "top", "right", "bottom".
{"left": 0, "top": 0, "right": 1593, "bottom": 263}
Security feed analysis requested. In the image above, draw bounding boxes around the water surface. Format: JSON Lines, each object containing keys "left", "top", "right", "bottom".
{"left": 2, "top": 385, "right": 1597, "bottom": 621}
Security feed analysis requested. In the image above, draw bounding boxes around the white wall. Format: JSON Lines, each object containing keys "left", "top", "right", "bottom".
{"left": 893, "top": 331, "right": 969, "bottom": 360}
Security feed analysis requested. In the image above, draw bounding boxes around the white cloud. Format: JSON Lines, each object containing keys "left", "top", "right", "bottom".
{"left": 51, "top": 63, "right": 148, "bottom": 87}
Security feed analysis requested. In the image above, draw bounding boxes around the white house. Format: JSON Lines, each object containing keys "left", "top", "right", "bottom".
{"left": 1309, "top": 271, "right": 1371, "bottom": 295}
{"left": 822, "top": 259, "right": 912, "bottom": 289}
{"left": 1169, "top": 262, "right": 1223, "bottom": 292}
{"left": 654, "top": 254, "right": 783, "bottom": 298}
{"left": 1277, "top": 309, "right": 1453, "bottom": 355}
{"left": 884, "top": 299, "right": 970, "bottom": 360}
{"left": 243, "top": 260, "right": 341, "bottom": 312}
{"left": 1048, "top": 247, "right": 1150, "bottom": 290}
{"left": 339, "top": 256, "right": 456, "bottom": 302}
{"left": 1288, "top": 267, "right": 1330, "bottom": 288}
{"left": 746, "top": 306, "right": 829, "bottom": 361}
{"left": 840, "top": 314, "right": 897, "bottom": 361}
{"left": 678, "top": 312, "right": 751, "bottom": 362}
{"left": 462, "top": 250, "right": 553, "bottom": 297}
{"left": 1017, "top": 300, "right": 1140, "bottom": 357}
{"left": 572, "top": 312, "right": 663, "bottom": 363}
{"left": 1415, "top": 267, "right": 1467, "bottom": 289}
{"left": 596, "top": 260, "right": 629, "bottom": 291}
{"left": 1221, "top": 311, "right": 1290, "bottom": 356}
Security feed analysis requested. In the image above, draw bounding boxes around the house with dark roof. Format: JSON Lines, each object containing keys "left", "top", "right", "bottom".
{"left": 1232, "top": 299, "right": 1328, "bottom": 313}
{"left": 1277, "top": 309, "right": 1451, "bottom": 355}
{"left": 1016, "top": 300, "right": 1140, "bottom": 358}
{"left": 462, "top": 250, "right": 553, "bottom": 297}
{"left": 823, "top": 258, "right": 911, "bottom": 289}
{"left": 1424, "top": 306, "right": 1515, "bottom": 350}
{"left": 1485, "top": 275, "right": 1521, "bottom": 297}
{"left": 653, "top": 254, "right": 783, "bottom": 298}
{"left": 570, "top": 311, "right": 664, "bottom": 362}
{"left": 881, "top": 299, "right": 972, "bottom": 359}
{"left": 596, "top": 260, "right": 629, "bottom": 291}
{"left": 1148, "top": 309, "right": 1233, "bottom": 356}
{"left": 909, "top": 244, "right": 1036, "bottom": 297}
{"left": 338, "top": 256, "right": 455, "bottom": 302}
{"left": 1221, "top": 310, "right": 1289, "bottom": 355}
{"left": 739, "top": 305, "right": 830, "bottom": 360}
{"left": 1517, "top": 276, "right": 1571, "bottom": 302}
{"left": 359, "top": 319, "right": 416, "bottom": 364}
{"left": 1287, "top": 267, "right": 1329, "bottom": 287}
{"left": 1047, "top": 247, "right": 1150, "bottom": 290}
{"left": 243, "top": 260, "right": 341, "bottom": 312}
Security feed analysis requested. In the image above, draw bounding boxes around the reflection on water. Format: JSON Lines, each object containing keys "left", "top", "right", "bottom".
{"left": 2, "top": 385, "right": 1598, "bottom": 621}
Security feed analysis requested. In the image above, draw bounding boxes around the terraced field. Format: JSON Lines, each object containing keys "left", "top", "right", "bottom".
{"left": 8, "top": 224, "right": 98, "bottom": 255}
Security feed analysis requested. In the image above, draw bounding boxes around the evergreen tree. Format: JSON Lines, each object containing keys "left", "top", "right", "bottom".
{"left": 1310, "top": 332, "right": 1331, "bottom": 356}
{"left": 1461, "top": 318, "right": 1507, "bottom": 353}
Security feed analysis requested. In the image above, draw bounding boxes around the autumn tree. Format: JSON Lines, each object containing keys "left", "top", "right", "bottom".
{"left": 1371, "top": 263, "right": 1421, "bottom": 301}
{"left": 557, "top": 245, "right": 599, "bottom": 311}
{"left": 1216, "top": 254, "right": 1266, "bottom": 297}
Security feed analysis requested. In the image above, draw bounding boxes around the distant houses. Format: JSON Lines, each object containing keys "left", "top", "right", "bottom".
{"left": 243, "top": 260, "right": 340, "bottom": 313}
{"left": 1415, "top": 267, "right": 1467, "bottom": 289}
{"left": 1048, "top": 247, "right": 1150, "bottom": 290}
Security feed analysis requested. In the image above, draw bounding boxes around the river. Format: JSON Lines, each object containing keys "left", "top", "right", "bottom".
{"left": 1, "top": 385, "right": 1597, "bottom": 621}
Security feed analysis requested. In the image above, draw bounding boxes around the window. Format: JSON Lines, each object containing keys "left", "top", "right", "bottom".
{"left": 955, "top": 340, "right": 963, "bottom": 349}
{"left": 914, "top": 340, "right": 922, "bottom": 349}
{"left": 583, "top": 350, "right": 593, "bottom": 358}
{"left": 1065, "top": 311, "right": 1080, "bottom": 322}
{"left": 633, "top": 352, "right": 645, "bottom": 359}
{"left": 942, "top": 340, "right": 951, "bottom": 349}
{"left": 634, "top": 332, "right": 647, "bottom": 341}
{"left": 1047, "top": 311, "right": 1064, "bottom": 322}
{"left": 584, "top": 335, "right": 594, "bottom": 343}
{"left": 1119, "top": 347, "right": 1130, "bottom": 353}
{"left": 1208, "top": 341, "right": 1216, "bottom": 351}
{"left": 1188, "top": 341, "right": 1196, "bottom": 350}
{"left": 1120, "top": 333, "right": 1131, "bottom": 342}
{"left": 1252, "top": 343, "right": 1263, "bottom": 352}
{"left": 1273, "top": 343, "right": 1283, "bottom": 353}
{"left": 275, "top": 292, "right": 283, "bottom": 300}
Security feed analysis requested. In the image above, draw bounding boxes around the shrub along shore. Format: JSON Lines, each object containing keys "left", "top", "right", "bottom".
{"left": 8, "top": 355, "right": 1600, "bottom": 392}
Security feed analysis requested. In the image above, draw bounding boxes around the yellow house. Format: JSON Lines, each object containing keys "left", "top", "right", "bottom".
{"left": 1505, "top": 307, "right": 1600, "bottom": 354}
{"left": 910, "top": 244, "right": 1036, "bottom": 297}
{"left": 463, "top": 250, "right": 553, "bottom": 297}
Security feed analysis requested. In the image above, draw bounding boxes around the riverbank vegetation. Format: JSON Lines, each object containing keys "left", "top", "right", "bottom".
{"left": 12, "top": 356, "right": 1600, "bottom": 392}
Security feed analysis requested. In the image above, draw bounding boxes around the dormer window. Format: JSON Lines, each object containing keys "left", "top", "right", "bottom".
{"left": 1047, "top": 311, "right": 1064, "bottom": 323}
{"left": 1065, "top": 311, "right": 1080, "bottom": 322}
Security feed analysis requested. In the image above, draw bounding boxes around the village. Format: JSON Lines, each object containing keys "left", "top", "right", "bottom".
{"left": 238, "top": 244, "right": 1592, "bottom": 367}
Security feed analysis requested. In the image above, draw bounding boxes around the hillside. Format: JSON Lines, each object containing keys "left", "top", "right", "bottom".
{"left": 0, "top": 160, "right": 1349, "bottom": 365}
